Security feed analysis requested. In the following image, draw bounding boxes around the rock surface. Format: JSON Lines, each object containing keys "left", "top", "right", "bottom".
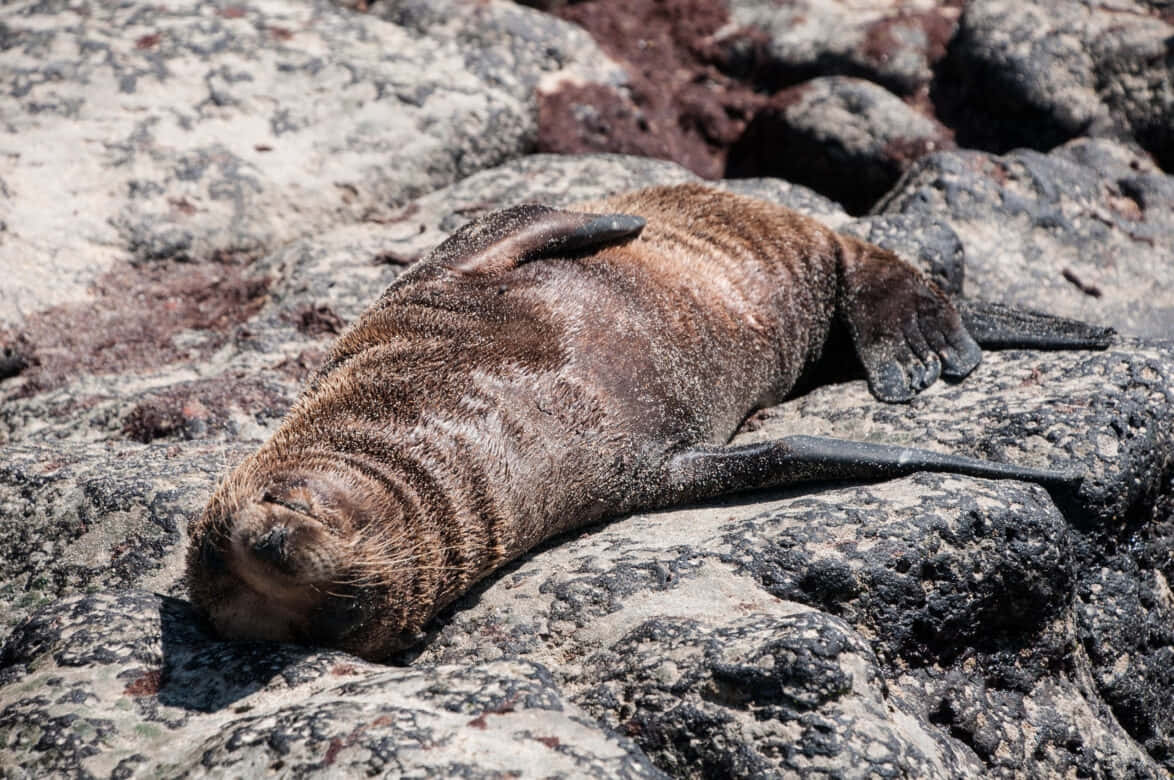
{"left": 877, "top": 138, "right": 1174, "bottom": 339}
{"left": 0, "top": 0, "right": 619, "bottom": 326}
{"left": 727, "top": 75, "right": 954, "bottom": 213}
{"left": 3, "top": 0, "right": 1174, "bottom": 778}
{"left": 0, "top": 591, "right": 664, "bottom": 778}
{"left": 938, "top": 0, "right": 1174, "bottom": 167}
{"left": 721, "top": 0, "right": 962, "bottom": 97}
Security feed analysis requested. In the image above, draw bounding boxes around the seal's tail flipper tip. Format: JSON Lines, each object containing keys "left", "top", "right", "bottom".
{"left": 1038, "top": 469, "right": 1090, "bottom": 517}
{"left": 957, "top": 299, "right": 1115, "bottom": 351}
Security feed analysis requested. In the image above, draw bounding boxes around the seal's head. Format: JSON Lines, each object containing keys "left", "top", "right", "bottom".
{"left": 186, "top": 469, "right": 423, "bottom": 660}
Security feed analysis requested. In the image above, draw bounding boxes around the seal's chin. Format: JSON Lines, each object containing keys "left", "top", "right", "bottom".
{"left": 199, "top": 574, "right": 313, "bottom": 645}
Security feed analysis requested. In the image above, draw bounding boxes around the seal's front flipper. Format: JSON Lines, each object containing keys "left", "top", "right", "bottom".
{"left": 424, "top": 204, "right": 646, "bottom": 276}
{"left": 956, "top": 299, "right": 1114, "bottom": 350}
{"left": 654, "top": 435, "right": 1081, "bottom": 507}
{"left": 838, "top": 241, "right": 981, "bottom": 403}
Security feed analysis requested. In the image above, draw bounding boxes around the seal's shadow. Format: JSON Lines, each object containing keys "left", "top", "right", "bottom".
{"left": 156, "top": 595, "right": 317, "bottom": 712}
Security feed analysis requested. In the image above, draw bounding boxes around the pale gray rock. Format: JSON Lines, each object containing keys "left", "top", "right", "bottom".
{"left": 2, "top": 149, "right": 1174, "bottom": 777}
{"left": 0, "top": 0, "right": 620, "bottom": 329}
{"left": 720, "top": 0, "right": 961, "bottom": 95}
{"left": 876, "top": 138, "right": 1174, "bottom": 339}
{"left": 939, "top": 0, "right": 1174, "bottom": 167}
{"left": 343, "top": 0, "right": 629, "bottom": 102}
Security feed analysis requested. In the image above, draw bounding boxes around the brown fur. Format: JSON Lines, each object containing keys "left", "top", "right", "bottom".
{"left": 186, "top": 183, "right": 973, "bottom": 659}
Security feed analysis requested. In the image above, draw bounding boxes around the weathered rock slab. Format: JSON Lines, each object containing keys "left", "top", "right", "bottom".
{"left": 721, "top": 0, "right": 961, "bottom": 96}
{"left": 939, "top": 0, "right": 1174, "bottom": 167}
{"left": 0, "top": 591, "right": 664, "bottom": 778}
{"left": 2, "top": 148, "right": 1173, "bottom": 776}
{"left": 0, "top": 0, "right": 619, "bottom": 327}
{"left": 878, "top": 138, "right": 1174, "bottom": 339}
{"left": 728, "top": 75, "right": 953, "bottom": 214}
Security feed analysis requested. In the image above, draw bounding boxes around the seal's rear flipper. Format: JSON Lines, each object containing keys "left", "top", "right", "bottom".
{"left": 956, "top": 299, "right": 1114, "bottom": 350}
{"left": 422, "top": 204, "right": 646, "bottom": 276}
{"left": 655, "top": 435, "right": 1081, "bottom": 508}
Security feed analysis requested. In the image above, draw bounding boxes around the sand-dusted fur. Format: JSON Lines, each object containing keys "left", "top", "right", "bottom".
{"left": 186, "top": 183, "right": 1100, "bottom": 660}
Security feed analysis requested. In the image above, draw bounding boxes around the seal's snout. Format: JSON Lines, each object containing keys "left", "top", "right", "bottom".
{"left": 233, "top": 501, "right": 346, "bottom": 587}
{"left": 242, "top": 514, "right": 343, "bottom": 582}
{"left": 186, "top": 471, "right": 409, "bottom": 650}
{"left": 250, "top": 524, "right": 290, "bottom": 568}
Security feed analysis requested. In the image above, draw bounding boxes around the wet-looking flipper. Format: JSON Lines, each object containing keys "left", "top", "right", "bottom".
{"left": 656, "top": 434, "right": 1081, "bottom": 507}
{"left": 423, "top": 204, "right": 646, "bottom": 277}
{"left": 956, "top": 299, "right": 1115, "bottom": 350}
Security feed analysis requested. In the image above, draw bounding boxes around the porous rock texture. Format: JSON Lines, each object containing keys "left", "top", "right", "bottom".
{"left": 938, "top": 0, "right": 1174, "bottom": 168}
{"left": 3, "top": 0, "right": 1174, "bottom": 778}
{"left": 875, "top": 138, "right": 1174, "bottom": 339}
{"left": 727, "top": 75, "right": 954, "bottom": 214}
{"left": 528, "top": 0, "right": 1173, "bottom": 215}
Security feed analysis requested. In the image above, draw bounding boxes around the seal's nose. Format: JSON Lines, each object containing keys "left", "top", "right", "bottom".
{"left": 251, "top": 525, "right": 290, "bottom": 569}
{"left": 233, "top": 503, "right": 347, "bottom": 587}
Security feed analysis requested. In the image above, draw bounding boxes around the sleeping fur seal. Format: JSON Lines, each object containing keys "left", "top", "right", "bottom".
{"left": 186, "top": 183, "right": 1112, "bottom": 660}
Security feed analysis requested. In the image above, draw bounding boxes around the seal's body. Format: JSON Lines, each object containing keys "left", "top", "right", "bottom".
{"left": 187, "top": 184, "right": 1109, "bottom": 660}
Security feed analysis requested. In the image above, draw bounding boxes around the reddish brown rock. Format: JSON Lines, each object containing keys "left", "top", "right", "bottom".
{"left": 536, "top": 0, "right": 765, "bottom": 179}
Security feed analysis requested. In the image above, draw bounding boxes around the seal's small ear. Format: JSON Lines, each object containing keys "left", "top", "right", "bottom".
{"left": 427, "top": 204, "right": 646, "bottom": 276}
